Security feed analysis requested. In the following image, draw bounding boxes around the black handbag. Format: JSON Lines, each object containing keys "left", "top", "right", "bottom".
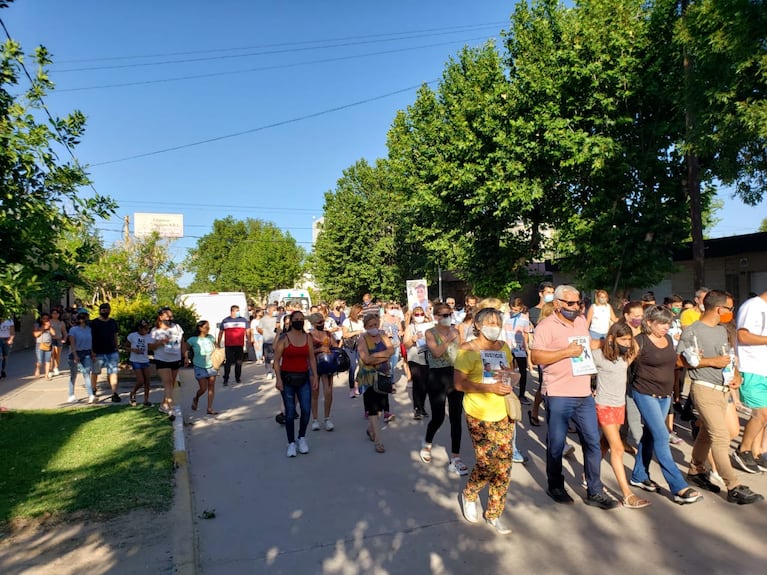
{"left": 372, "top": 373, "right": 394, "bottom": 395}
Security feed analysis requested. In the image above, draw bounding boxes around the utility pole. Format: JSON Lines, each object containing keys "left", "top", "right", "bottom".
{"left": 122, "top": 215, "right": 131, "bottom": 246}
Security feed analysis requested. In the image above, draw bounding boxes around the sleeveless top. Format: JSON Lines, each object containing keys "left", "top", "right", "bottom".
{"left": 281, "top": 334, "right": 310, "bottom": 372}
{"left": 590, "top": 304, "right": 611, "bottom": 335}
{"left": 426, "top": 327, "right": 457, "bottom": 369}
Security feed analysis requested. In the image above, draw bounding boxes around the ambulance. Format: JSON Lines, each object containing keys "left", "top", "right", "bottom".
{"left": 176, "top": 291, "right": 249, "bottom": 342}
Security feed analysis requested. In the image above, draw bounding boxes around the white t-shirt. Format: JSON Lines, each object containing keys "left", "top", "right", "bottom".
{"left": 589, "top": 304, "right": 612, "bottom": 335}
{"left": 0, "top": 319, "right": 13, "bottom": 339}
{"left": 737, "top": 295, "right": 767, "bottom": 376}
{"left": 151, "top": 324, "right": 184, "bottom": 362}
{"left": 127, "top": 331, "right": 152, "bottom": 363}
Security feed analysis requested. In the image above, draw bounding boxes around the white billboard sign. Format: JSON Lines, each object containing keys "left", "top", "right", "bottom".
{"left": 134, "top": 213, "right": 184, "bottom": 238}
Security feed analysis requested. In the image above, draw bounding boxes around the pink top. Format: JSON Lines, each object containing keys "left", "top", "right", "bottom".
{"left": 532, "top": 312, "right": 592, "bottom": 397}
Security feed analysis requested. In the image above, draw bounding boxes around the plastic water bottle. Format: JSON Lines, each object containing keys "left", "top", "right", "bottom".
{"left": 722, "top": 345, "right": 735, "bottom": 385}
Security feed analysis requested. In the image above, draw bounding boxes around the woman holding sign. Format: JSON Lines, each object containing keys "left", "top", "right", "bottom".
{"left": 454, "top": 307, "right": 516, "bottom": 535}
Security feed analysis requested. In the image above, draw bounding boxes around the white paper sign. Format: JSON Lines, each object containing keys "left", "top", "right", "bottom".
{"left": 569, "top": 336, "right": 597, "bottom": 376}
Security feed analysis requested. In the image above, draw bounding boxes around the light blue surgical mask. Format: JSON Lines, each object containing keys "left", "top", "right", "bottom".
{"left": 543, "top": 294, "right": 554, "bottom": 303}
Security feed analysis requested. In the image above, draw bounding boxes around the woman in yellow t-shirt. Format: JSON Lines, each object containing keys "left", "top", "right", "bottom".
{"left": 454, "top": 307, "right": 516, "bottom": 535}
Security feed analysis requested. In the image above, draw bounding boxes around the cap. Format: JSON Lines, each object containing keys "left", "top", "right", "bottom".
{"left": 77, "top": 308, "right": 90, "bottom": 315}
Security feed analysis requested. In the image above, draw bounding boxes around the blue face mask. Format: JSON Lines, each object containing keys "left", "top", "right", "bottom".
{"left": 559, "top": 308, "right": 579, "bottom": 321}
{"left": 543, "top": 294, "right": 554, "bottom": 303}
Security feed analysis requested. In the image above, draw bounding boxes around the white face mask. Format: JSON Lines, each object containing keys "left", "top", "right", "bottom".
{"left": 543, "top": 294, "right": 554, "bottom": 303}
{"left": 439, "top": 317, "right": 452, "bottom": 327}
{"left": 413, "top": 316, "right": 425, "bottom": 324}
{"left": 480, "top": 326, "right": 501, "bottom": 341}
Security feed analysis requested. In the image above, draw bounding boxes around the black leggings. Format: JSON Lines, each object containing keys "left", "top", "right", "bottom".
{"left": 515, "top": 356, "right": 528, "bottom": 398}
{"left": 424, "top": 366, "right": 464, "bottom": 454}
{"left": 409, "top": 361, "right": 429, "bottom": 413}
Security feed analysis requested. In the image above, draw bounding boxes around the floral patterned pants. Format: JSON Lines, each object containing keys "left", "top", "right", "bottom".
{"left": 462, "top": 414, "right": 514, "bottom": 520}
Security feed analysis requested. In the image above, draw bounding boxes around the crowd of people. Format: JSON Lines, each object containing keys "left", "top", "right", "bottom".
{"left": 265, "top": 285, "right": 767, "bottom": 535}
{"left": 5, "top": 281, "right": 766, "bottom": 534}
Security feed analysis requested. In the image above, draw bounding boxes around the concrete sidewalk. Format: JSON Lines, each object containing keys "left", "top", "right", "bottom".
{"left": 182, "top": 364, "right": 767, "bottom": 575}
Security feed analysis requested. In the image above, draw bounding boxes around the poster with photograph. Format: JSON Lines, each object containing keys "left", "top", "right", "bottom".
{"left": 568, "top": 336, "right": 597, "bottom": 376}
{"left": 480, "top": 349, "right": 509, "bottom": 384}
{"left": 406, "top": 279, "right": 430, "bottom": 313}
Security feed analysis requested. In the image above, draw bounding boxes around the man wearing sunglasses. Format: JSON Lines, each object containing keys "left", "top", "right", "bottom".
{"left": 531, "top": 285, "right": 616, "bottom": 509}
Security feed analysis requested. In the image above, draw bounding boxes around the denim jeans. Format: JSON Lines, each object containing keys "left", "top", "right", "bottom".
{"left": 545, "top": 394, "right": 603, "bottom": 494}
{"left": 630, "top": 391, "right": 688, "bottom": 495}
{"left": 69, "top": 353, "right": 94, "bottom": 397}
{"left": 281, "top": 378, "right": 311, "bottom": 444}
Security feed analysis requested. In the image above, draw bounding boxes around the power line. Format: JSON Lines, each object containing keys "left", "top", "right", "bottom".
{"left": 114, "top": 200, "right": 320, "bottom": 213}
{"left": 0, "top": 17, "right": 102, "bottom": 200}
{"left": 54, "top": 23, "right": 505, "bottom": 71}
{"left": 91, "top": 80, "right": 438, "bottom": 166}
{"left": 57, "top": 34, "right": 495, "bottom": 93}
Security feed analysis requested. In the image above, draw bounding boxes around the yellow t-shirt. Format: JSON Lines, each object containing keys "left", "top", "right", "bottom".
{"left": 680, "top": 308, "right": 701, "bottom": 328}
{"left": 454, "top": 344, "right": 514, "bottom": 422}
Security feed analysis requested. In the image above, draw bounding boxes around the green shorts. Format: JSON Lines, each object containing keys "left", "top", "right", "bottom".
{"left": 739, "top": 372, "right": 767, "bottom": 409}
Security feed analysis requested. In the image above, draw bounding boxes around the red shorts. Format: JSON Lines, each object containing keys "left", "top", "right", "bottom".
{"left": 596, "top": 403, "right": 625, "bottom": 427}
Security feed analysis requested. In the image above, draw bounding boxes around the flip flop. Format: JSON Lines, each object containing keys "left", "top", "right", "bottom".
{"left": 366, "top": 429, "right": 375, "bottom": 442}
{"left": 375, "top": 442, "right": 386, "bottom": 453}
{"left": 191, "top": 396, "right": 199, "bottom": 411}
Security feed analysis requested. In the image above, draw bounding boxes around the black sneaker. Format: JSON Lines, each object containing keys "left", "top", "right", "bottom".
{"left": 0, "top": 371, "right": 6, "bottom": 378}
{"left": 235, "top": 379, "right": 242, "bottom": 384}
{"left": 687, "top": 471, "right": 721, "bottom": 494}
{"left": 630, "top": 479, "right": 659, "bottom": 493}
{"left": 727, "top": 485, "right": 765, "bottom": 505}
{"left": 111, "top": 393, "right": 121, "bottom": 403}
{"left": 546, "top": 486, "right": 574, "bottom": 504}
{"left": 413, "top": 410, "right": 423, "bottom": 420}
{"left": 756, "top": 454, "right": 767, "bottom": 473}
{"left": 731, "top": 450, "right": 760, "bottom": 474}
{"left": 585, "top": 492, "right": 618, "bottom": 510}
{"left": 222, "top": 379, "right": 229, "bottom": 387}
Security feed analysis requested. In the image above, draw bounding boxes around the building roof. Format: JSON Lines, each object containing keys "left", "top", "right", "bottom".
{"left": 672, "top": 232, "right": 767, "bottom": 261}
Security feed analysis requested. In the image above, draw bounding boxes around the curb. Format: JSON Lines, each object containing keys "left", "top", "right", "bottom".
{"left": 172, "top": 405, "right": 198, "bottom": 575}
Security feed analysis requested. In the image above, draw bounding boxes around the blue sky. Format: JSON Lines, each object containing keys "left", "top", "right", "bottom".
{"left": 5, "top": 1, "right": 764, "bottom": 286}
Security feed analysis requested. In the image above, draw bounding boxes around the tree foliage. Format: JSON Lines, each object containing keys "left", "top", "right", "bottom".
{"left": 185, "top": 217, "right": 304, "bottom": 300}
{"left": 0, "top": 33, "right": 115, "bottom": 316}
{"left": 310, "top": 159, "right": 408, "bottom": 302}
{"left": 77, "top": 232, "right": 182, "bottom": 305}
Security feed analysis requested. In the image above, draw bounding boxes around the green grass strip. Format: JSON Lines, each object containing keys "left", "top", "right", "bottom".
{"left": 0, "top": 407, "right": 174, "bottom": 526}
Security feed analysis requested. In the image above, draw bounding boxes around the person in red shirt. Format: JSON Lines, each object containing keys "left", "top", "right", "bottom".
{"left": 216, "top": 305, "right": 251, "bottom": 385}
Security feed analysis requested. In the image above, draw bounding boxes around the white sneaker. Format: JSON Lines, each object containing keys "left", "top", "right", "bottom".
{"left": 460, "top": 493, "right": 479, "bottom": 523}
{"left": 486, "top": 516, "right": 512, "bottom": 535}
{"left": 311, "top": 419, "right": 321, "bottom": 431}
{"left": 88, "top": 395, "right": 96, "bottom": 404}
{"left": 324, "top": 418, "right": 334, "bottom": 431}
{"left": 287, "top": 443, "right": 297, "bottom": 457}
{"left": 53, "top": 368, "right": 60, "bottom": 376}
{"left": 297, "top": 437, "right": 310, "bottom": 454}
{"left": 68, "top": 394, "right": 77, "bottom": 403}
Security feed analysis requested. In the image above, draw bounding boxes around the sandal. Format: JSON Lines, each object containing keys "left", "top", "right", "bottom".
{"left": 191, "top": 396, "right": 199, "bottom": 411}
{"left": 206, "top": 410, "right": 219, "bottom": 415}
{"left": 366, "top": 429, "right": 376, "bottom": 442}
{"left": 449, "top": 457, "right": 469, "bottom": 476}
{"left": 527, "top": 410, "right": 541, "bottom": 427}
{"left": 129, "top": 392, "right": 137, "bottom": 407}
{"left": 622, "top": 494, "right": 650, "bottom": 509}
{"left": 375, "top": 442, "right": 386, "bottom": 453}
{"left": 419, "top": 444, "right": 432, "bottom": 463}
{"left": 674, "top": 488, "right": 703, "bottom": 505}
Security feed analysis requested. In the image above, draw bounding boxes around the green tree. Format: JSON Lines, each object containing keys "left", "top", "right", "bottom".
{"left": 0, "top": 29, "right": 115, "bottom": 316}
{"left": 311, "top": 159, "right": 407, "bottom": 302}
{"left": 77, "top": 232, "right": 182, "bottom": 304}
{"left": 759, "top": 217, "right": 767, "bottom": 233}
{"left": 674, "top": 0, "right": 767, "bottom": 287}
{"left": 185, "top": 217, "right": 304, "bottom": 300}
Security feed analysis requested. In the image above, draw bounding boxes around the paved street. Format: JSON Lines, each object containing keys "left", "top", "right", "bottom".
{"left": 2, "top": 349, "right": 767, "bottom": 574}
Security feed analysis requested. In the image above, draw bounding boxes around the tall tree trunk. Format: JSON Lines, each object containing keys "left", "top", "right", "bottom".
{"left": 682, "top": 0, "right": 705, "bottom": 289}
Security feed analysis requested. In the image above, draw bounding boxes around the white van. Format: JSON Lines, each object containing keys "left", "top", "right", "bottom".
{"left": 177, "top": 291, "right": 249, "bottom": 342}
{"left": 267, "top": 289, "right": 312, "bottom": 311}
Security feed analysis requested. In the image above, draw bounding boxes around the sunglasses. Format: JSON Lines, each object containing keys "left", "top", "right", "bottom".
{"left": 413, "top": 314, "right": 425, "bottom": 317}
{"left": 438, "top": 313, "right": 452, "bottom": 318}
{"left": 558, "top": 299, "right": 581, "bottom": 307}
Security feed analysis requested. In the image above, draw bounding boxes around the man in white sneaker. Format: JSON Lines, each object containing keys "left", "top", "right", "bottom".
{"left": 679, "top": 290, "right": 763, "bottom": 504}
{"left": 734, "top": 289, "right": 767, "bottom": 475}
